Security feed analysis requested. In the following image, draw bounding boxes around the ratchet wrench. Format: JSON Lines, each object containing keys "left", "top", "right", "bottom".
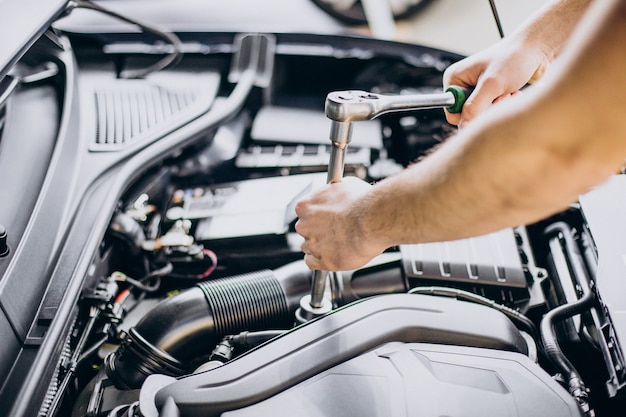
{"left": 325, "top": 85, "right": 471, "bottom": 124}
{"left": 306, "top": 86, "right": 472, "bottom": 313}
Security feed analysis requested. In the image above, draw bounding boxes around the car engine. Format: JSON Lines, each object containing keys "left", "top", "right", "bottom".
{"left": 2, "top": 3, "right": 626, "bottom": 417}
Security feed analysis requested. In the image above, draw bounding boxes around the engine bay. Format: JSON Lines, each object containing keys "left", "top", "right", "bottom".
{"left": 1, "top": 6, "right": 626, "bottom": 417}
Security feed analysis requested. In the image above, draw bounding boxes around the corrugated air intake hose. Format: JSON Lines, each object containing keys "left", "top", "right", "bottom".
{"left": 105, "top": 261, "right": 311, "bottom": 389}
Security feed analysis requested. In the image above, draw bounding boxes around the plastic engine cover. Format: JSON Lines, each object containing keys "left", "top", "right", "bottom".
{"left": 142, "top": 294, "right": 561, "bottom": 417}
{"left": 224, "top": 343, "right": 583, "bottom": 417}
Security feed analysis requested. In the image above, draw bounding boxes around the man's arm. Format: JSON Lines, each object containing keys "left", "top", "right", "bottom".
{"left": 444, "top": 0, "right": 591, "bottom": 126}
{"left": 295, "top": 0, "right": 626, "bottom": 271}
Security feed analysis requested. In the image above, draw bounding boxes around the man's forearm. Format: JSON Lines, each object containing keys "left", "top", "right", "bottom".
{"left": 295, "top": 0, "right": 626, "bottom": 272}
{"left": 443, "top": 0, "right": 593, "bottom": 127}
{"left": 513, "top": 0, "right": 592, "bottom": 62}
{"left": 356, "top": 0, "right": 626, "bottom": 248}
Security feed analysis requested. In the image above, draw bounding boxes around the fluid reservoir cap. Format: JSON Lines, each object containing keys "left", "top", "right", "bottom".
{"left": 0, "top": 224, "right": 9, "bottom": 257}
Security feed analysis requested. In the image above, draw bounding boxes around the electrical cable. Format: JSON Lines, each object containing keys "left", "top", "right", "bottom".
{"left": 198, "top": 249, "right": 218, "bottom": 279}
{"left": 142, "top": 262, "right": 174, "bottom": 280}
{"left": 130, "top": 276, "right": 160, "bottom": 292}
{"left": 115, "top": 273, "right": 160, "bottom": 293}
{"left": 168, "top": 249, "right": 219, "bottom": 280}
{"left": 114, "top": 288, "right": 131, "bottom": 305}
{"left": 68, "top": 0, "right": 183, "bottom": 79}
{"left": 112, "top": 263, "right": 172, "bottom": 293}
{"left": 76, "top": 335, "right": 108, "bottom": 367}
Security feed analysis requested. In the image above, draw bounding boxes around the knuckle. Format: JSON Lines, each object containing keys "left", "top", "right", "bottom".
{"left": 481, "top": 73, "right": 504, "bottom": 88}
{"left": 294, "top": 199, "right": 306, "bottom": 215}
{"left": 461, "top": 101, "right": 481, "bottom": 118}
{"left": 294, "top": 219, "right": 303, "bottom": 233}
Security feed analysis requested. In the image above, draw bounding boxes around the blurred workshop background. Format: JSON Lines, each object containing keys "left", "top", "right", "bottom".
{"left": 349, "top": 0, "right": 547, "bottom": 55}
{"left": 60, "top": 1, "right": 549, "bottom": 58}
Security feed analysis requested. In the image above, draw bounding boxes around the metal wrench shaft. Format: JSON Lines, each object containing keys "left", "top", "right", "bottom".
{"left": 308, "top": 121, "right": 351, "bottom": 308}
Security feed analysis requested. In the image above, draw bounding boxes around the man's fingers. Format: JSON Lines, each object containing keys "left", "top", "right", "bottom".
{"left": 294, "top": 218, "right": 306, "bottom": 237}
{"left": 302, "top": 240, "right": 335, "bottom": 271}
{"left": 444, "top": 109, "right": 461, "bottom": 126}
{"left": 448, "top": 79, "right": 517, "bottom": 127}
{"left": 303, "top": 253, "right": 320, "bottom": 270}
{"left": 301, "top": 239, "right": 320, "bottom": 258}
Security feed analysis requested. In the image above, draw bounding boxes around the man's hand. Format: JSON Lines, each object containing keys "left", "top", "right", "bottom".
{"left": 443, "top": 0, "right": 591, "bottom": 127}
{"left": 443, "top": 37, "right": 549, "bottom": 127}
{"left": 294, "top": 176, "right": 386, "bottom": 271}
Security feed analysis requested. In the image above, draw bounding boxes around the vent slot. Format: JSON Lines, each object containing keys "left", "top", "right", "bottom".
{"left": 87, "top": 73, "right": 220, "bottom": 151}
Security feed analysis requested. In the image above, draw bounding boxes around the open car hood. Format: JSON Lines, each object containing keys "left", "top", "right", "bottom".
{"left": 0, "top": 0, "right": 68, "bottom": 80}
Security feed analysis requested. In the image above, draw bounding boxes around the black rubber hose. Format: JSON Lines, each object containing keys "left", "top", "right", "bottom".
{"left": 540, "top": 289, "right": 594, "bottom": 414}
{"left": 541, "top": 222, "right": 595, "bottom": 415}
{"left": 70, "top": 0, "right": 183, "bottom": 79}
{"left": 105, "top": 261, "right": 311, "bottom": 389}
